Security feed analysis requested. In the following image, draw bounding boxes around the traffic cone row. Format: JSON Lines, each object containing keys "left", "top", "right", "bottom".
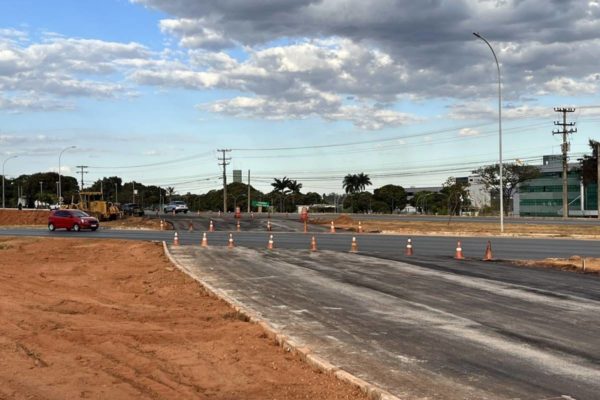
{"left": 177, "top": 229, "right": 494, "bottom": 261}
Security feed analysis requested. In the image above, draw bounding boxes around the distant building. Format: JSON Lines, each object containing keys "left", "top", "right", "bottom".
{"left": 518, "top": 155, "right": 584, "bottom": 217}
{"left": 232, "top": 170, "right": 242, "bottom": 183}
{"left": 466, "top": 174, "right": 491, "bottom": 210}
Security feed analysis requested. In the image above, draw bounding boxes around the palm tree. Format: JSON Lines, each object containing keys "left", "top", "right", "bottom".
{"left": 342, "top": 173, "right": 372, "bottom": 213}
{"left": 166, "top": 186, "right": 175, "bottom": 202}
{"left": 271, "top": 177, "right": 291, "bottom": 211}
{"left": 342, "top": 174, "right": 359, "bottom": 194}
{"left": 356, "top": 172, "right": 372, "bottom": 192}
{"left": 287, "top": 180, "right": 303, "bottom": 209}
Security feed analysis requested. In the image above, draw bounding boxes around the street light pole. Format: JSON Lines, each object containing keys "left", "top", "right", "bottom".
{"left": 58, "top": 146, "right": 76, "bottom": 205}
{"left": 474, "top": 32, "right": 504, "bottom": 233}
{"left": 2, "top": 155, "right": 18, "bottom": 208}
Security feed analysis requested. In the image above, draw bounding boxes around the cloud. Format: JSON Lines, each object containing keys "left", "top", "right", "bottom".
{"left": 0, "top": 34, "right": 150, "bottom": 112}
{"left": 131, "top": 0, "right": 600, "bottom": 103}
{"left": 459, "top": 128, "right": 480, "bottom": 137}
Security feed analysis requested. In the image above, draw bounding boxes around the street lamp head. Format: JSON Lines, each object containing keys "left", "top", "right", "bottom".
{"left": 473, "top": 32, "right": 481, "bottom": 38}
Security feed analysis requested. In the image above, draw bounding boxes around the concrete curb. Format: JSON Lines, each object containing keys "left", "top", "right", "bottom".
{"left": 162, "top": 241, "right": 402, "bottom": 400}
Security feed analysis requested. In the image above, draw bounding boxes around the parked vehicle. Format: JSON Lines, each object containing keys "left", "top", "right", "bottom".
{"left": 121, "top": 203, "right": 145, "bottom": 217}
{"left": 164, "top": 201, "right": 189, "bottom": 214}
{"left": 48, "top": 209, "right": 99, "bottom": 232}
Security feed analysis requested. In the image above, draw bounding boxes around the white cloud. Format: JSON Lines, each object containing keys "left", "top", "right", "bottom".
{"left": 459, "top": 128, "right": 480, "bottom": 137}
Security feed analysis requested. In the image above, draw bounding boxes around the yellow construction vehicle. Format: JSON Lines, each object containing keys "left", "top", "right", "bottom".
{"left": 71, "top": 191, "right": 121, "bottom": 221}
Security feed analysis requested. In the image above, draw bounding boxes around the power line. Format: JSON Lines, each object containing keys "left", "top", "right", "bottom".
{"left": 217, "top": 149, "right": 231, "bottom": 212}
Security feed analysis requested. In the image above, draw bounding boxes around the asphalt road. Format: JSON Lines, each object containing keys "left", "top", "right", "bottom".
{"left": 169, "top": 245, "right": 600, "bottom": 399}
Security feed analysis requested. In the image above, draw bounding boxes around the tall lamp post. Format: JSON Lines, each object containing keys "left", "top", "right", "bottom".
{"left": 474, "top": 32, "right": 504, "bottom": 233}
{"left": 58, "top": 146, "right": 76, "bottom": 204}
{"left": 2, "top": 155, "right": 18, "bottom": 208}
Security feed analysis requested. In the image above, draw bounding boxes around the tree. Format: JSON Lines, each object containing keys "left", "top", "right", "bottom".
{"left": 580, "top": 139, "right": 599, "bottom": 185}
{"left": 166, "top": 187, "right": 175, "bottom": 202}
{"left": 441, "top": 177, "right": 471, "bottom": 217}
{"left": 286, "top": 180, "right": 303, "bottom": 210}
{"left": 342, "top": 174, "right": 359, "bottom": 194}
{"left": 356, "top": 173, "right": 372, "bottom": 192}
{"left": 342, "top": 173, "right": 372, "bottom": 212}
{"left": 473, "top": 163, "right": 540, "bottom": 215}
{"left": 270, "top": 177, "right": 291, "bottom": 211}
{"left": 373, "top": 184, "right": 406, "bottom": 213}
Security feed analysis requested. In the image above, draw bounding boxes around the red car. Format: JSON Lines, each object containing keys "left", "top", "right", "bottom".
{"left": 48, "top": 209, "right": 99, "bottom": 232}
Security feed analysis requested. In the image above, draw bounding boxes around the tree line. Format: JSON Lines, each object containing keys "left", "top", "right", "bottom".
{"left": 1, "top": 161, "right": 542, "bottom": 214}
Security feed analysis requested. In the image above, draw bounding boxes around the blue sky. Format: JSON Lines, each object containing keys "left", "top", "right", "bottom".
{"left": 2, "top": 0, "right": 600, "bottom": 195}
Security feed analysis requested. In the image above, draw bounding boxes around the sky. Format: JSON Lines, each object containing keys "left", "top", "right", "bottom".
{"left": 1, "top": 0, "right": 600, "bottom": 196}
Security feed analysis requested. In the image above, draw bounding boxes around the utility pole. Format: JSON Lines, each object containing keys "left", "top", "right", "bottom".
{"left": 76, "top": 165, "right": 88, "bottom": 190}
{"left": 247, "top": 170, "right": 251, "bottom": 213}
{"left": 553, "top": 107, "right": 577, "bottom": 219}
{"left": 217, "top": 149, "right": 231, "bottom": 212}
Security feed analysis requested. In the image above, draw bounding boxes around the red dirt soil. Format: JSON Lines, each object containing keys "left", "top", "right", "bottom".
{"left": 0, "top": 237, "right": 367, "bottom": 399}
{"left": 0, "top": 210, "right": 49, "bottom": 225}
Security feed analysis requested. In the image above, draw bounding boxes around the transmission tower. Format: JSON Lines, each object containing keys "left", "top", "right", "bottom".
{"left": 553, "top": 107, "right": 577, "bottom": 219}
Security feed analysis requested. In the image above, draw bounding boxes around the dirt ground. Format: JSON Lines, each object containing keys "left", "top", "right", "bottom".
{"left": 0, "top": 237, "right": 367, "bottom": 400}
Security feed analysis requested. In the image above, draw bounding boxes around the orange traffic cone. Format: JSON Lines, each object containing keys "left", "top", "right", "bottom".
{"left": 197, "top": 210, "right": 200, "bottom": 215}
{"left": 358, "top": 221, "right": 363, "bottom": 233}
{"left": 330, "top": 221, "right": 336, "bottom": 233}
{"left": 455, "top": 240, "right": 464, "bottom": 260}
{"left": 160, "top": 219, "right": 164, "bottom": 231}
{"left": 483, "top": 241, "right": 493, "bottom": 261}
{"left": 405, "top": 238, "right": 413, "bottom": 256}
{"left": 303, "top": 220, "right": 308, "bottom": 233}
{"left": 173, "top": 232, "right": 179, "bottom": 246}
{"left": 201, "top": 232, "right": 208, "bottom": 247}
{"left": 236, "top": 220, "right": 241, "bottom": 232}
{"left": 209, "top": 220, "right": 214, "bottom": 232}
{"left": 267, "top": 234, "right": 274, "bottom": 250}
{"left": 172, "top": 209, "right": 176, "bottom": 215}
{"left": 267, "top": 220, "right": 272, "bottom": 232}
{"left": 228, "top": 233, "right": 235, "bottom": 249}
{"left": 350, "top": 237, "right": 358, "bottom": 253}
{"left": 188, "top": 222, "right": 194, "bottom": 232}
{"left": 310, "top": 236, "right": 317, "bottom": 252}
